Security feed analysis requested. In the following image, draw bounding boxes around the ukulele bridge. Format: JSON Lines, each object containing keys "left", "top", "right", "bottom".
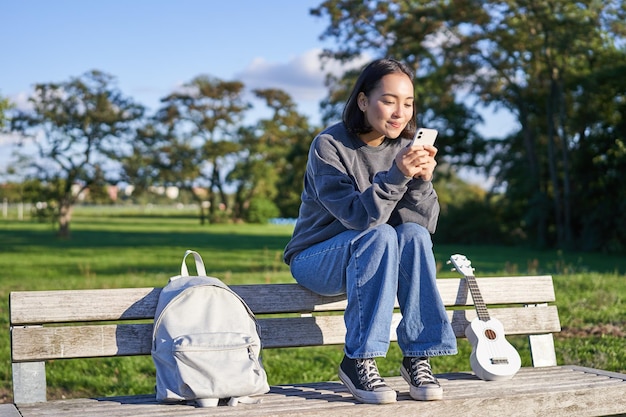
{"left": 491, "top": 357, "right": 510, "bottom": 365}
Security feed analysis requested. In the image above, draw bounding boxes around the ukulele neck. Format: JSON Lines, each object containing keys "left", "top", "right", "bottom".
{"left": 466, "top": 275, "right": 491, "bottom": 322}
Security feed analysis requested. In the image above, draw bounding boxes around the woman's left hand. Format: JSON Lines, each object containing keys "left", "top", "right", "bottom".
{"left": 403, "top": 144, "right": 438, "bottom": 181}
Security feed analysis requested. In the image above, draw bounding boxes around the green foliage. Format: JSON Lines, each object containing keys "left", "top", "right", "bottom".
{"left": 3, "top": 1, "right": 626, "bottom": 250}
{"left": 230, "top": 88, "right": 317, "bottom": 220}
{"left": 152, "top": 75, "right": 249, "bottom": 224}
{"left": 245, "top": 197, "right": 280, "bottom": 224}
{"left": 8, "top": 70, "right": 145, "bottom": 237}
{"left": 433, "top": 170, "right": 508, "bottom": 244}
{"left": 312, "top": 0, "right": 626, "bottom": 251}
{"left": 0, "top": 92, "right": 11, "bottom": 129}
{"left": 572, "top": 135, "right": 626, "bottom": 252}
{"left": 436, "top": 199, "right": 506, "bottom": 245}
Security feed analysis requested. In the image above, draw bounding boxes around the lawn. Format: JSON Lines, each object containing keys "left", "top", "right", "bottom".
{"left": 1, "top": 205, "right": 625, "bottom": 402}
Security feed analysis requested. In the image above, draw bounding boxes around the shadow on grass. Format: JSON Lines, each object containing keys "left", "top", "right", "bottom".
{"left": 0, "top": 228, "right": 291, "bottom": 251}
{"left": 0, "top": 226, "right": 293, "bottom": 278}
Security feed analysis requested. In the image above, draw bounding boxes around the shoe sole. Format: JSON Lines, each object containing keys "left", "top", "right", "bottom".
{"left": 400, "top": 367, "right": 443, "bottom": 401}
{"left": 338, "top": 368, "right": 397, "bottom": 404}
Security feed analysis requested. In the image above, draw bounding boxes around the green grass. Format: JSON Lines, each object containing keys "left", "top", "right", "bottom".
{"left": 1, "top": 205, "right": 625, "bottom": 402}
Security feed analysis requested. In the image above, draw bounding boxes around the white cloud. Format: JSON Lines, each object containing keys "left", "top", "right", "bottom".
{"left": 4, "top": 49, "right": 374, "bottom": 127}
{"left": 233, "top": 49, "right": 370, "bottom": 124}
{"left": 8, "top": 91, "right": 32, "bottom": 111}
{"left": 236, "top": 48, "right": 370, "bottom": 102}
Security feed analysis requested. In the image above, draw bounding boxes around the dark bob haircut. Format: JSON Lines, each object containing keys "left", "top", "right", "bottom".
{"left": 342, "top": 58, "right": 417, "bottom": 139}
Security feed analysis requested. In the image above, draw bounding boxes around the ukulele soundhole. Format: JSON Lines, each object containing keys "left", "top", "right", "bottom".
{"left": 484, "top": 329, "right": 497, "bottom": 340}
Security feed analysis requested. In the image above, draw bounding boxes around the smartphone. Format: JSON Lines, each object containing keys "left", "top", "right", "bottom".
{"left": 411, "top": 128, "right": 438, "bottom": 147}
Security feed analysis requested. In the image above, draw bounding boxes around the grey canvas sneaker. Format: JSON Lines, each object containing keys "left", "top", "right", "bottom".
{"left": 338, "top": 355, "right": 397, "bottom": 404}
{"left": 401, "top": 356, "right": 443, "bottom": 401}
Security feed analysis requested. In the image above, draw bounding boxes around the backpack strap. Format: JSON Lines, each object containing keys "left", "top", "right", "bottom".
{"left": 180, "top": 250, "right": 207, "bottom": 277}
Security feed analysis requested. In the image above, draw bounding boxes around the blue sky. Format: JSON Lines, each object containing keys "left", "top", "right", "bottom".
{"left": 1, "top": 0, "right": 515, "bottom": 175}
{"left": 1, "top": 0, "right": 350, "bottom": 121}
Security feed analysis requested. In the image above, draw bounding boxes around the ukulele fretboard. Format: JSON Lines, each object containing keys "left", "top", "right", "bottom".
{"left": 466, "top": 275, "right": 491, "bottom": 322}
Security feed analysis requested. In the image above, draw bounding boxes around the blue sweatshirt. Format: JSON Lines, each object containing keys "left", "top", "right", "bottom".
{"left": 283, "top": 122, "right": 440, "bottom": 265}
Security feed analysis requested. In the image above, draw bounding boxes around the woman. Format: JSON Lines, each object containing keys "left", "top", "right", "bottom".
{"left": 283, "top": 58, "right": 457, "bottom": 404}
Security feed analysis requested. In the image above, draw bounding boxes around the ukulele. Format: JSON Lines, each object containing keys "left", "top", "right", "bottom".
{"left": 448, "top": 254, "right": 521, "bottom": 381}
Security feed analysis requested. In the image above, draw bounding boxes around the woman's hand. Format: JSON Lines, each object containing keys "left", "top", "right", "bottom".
{"left": 396, "top": 144, "right": 438, "bottom": 181}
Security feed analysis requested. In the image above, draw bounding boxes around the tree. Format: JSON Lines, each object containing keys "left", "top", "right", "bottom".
{"left": 150, "top": 75, "right": 249, "bottom": 223}
{"left": 311, "top": 0, "right": 626, "bottom": 250}
{"left": 0, "top": 92, "right": 11, "bottom": 129}
{"left": 567, "top": 48, "right": 626, "bottom": 251}
{"left": 229, "top": 88, "right": 317, "bottom": 220}
{"left": 115, "top": 122, "right": 162, "bottom": 201}
{"left": 471, "top": 0, "right": 626, "bottom": 249}
{"left": 313, "top": 1, "right": 488, "bottom": 167}
{"left": 9, "top": 70, "right": 145, "bottom": 237}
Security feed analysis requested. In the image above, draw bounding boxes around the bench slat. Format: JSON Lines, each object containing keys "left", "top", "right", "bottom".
{"left": 12, "top": 367, "right": 626, "bottom": 417}
{"left": 9, "top": 276, "right": 555, "bottom": 325}
{"left": 11, "top": 306, "right": 560, "bottom": 361}
{"left": 0, "top": 403, "right": 21, "bottom": 417}
{"left": 11, "top": 273, "right": 626, "bottom": 417}
{"left": 9, "top": 287, "right": 162, "bottom": 325}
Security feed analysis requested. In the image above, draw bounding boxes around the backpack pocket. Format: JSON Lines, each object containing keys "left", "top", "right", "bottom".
{"left": 172, "top": 332, "right": 269, "bottom": 401}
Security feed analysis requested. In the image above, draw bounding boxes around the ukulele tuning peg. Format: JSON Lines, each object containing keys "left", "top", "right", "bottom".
{"left": 445, "top": 260, "right": 454, "bottom": 271}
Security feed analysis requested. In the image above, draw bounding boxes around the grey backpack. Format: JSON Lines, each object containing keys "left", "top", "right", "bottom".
{"left": 151, "top": 250, "right": 269, "bottom": 407}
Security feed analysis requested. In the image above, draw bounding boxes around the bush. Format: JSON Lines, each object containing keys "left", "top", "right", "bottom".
{"left": 245, "top": 198, "right": 280, "bottom": 224}
{"left": 435, "top": 199, "right": 507, "bottom": 245}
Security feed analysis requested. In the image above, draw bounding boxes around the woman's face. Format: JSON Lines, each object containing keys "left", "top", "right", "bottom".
{"left": 357, "top": 72, "right": 414, "bottom": 145}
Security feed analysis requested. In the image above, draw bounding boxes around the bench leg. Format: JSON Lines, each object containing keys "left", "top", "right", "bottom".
{"left": 529, "top": 334, "right": 557, "bottom": 367}
{"left": 12, "top": 362, "right": 47, "bottom": 404}
{"left": 525, "top": 303, "right": 558, "bottom": 367}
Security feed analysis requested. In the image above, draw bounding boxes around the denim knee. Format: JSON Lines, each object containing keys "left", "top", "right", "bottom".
{"left": 396, "top": 222, "right": 430, "bottom": 240}
{"left": 355, "top": 223, "right": 398, "bottom": 251}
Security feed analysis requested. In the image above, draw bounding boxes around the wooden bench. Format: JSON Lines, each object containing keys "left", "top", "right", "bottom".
{"left": 7, "top": 275, "right": 626, "bottom": 416}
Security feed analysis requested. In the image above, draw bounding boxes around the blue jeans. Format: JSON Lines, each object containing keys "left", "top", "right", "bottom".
{"left": 290, "top": 223, "right": 457, "bottom": 359}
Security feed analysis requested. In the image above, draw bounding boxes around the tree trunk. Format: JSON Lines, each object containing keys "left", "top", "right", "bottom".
{"left": 58, "top": 198, "right": 73, "bottom": 238}
{"left": 518, "top": 102, "right": 547, "bottom": 247}
{"left": 547, "top": 74, "right": 564, "bottom": 247}
{"left": 557, "top": 79, "right": 573, "bottom": 248}
{"left": 190, "top": 188, "right": 206, "bottom": 225}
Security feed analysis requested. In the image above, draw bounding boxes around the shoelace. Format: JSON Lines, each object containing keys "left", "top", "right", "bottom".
{"left": 410, "top": 357, "right": 439, "bottom": 386}
{"left": 356, "top": 358, "right": 387, "bottom": 390}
